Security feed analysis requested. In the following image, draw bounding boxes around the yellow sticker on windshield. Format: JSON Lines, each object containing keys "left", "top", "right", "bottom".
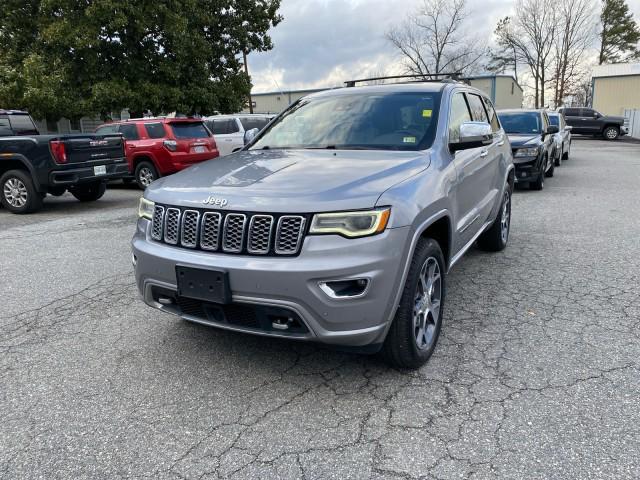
{"left": 403, "top": 136, "right": 416, "bottom": 143}
{"left": 422, "top": 109, "right": 432, "bottom": 118}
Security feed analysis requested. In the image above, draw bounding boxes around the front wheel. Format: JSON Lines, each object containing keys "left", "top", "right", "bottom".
{"left": 478, "top": 185, "right": 512, "bottom": 252}
{"left": 69, "top": 181, "right": 107, "bottom": 202}
{"left": 531, "top": 169, "right": 544, "bottom": 190}
{"left": 554, "top": 148, "right": 562, "bottom": 167}
{"left": 0, "top": 169, "right": 43, "bottom": 214}
{"left": 545, "top": 160, "right": 555, "bottom": 177}
{"left": 382, "top": 238, "right": 445, "bottom": 369}
{"left": 603, "top": 126, "right": 619, "bottom": 141}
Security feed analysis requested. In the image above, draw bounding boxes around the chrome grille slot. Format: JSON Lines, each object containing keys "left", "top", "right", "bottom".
{"left": 163, "top": 208, "right": 181, "bottom": 245}
{"left": 222, "top": 214, "right": 247, "bottom": 253}
{"left": 180, "top": 210, "right": 200, "bottom": 248}
{"left": 248, "top": 215, "right": 274, "bottom": 254}
{"left": 275, "top": 216, "right": 306, "bottom": 254}
{"left": 151, "top": 205, "right": 165, "bottom": 241}
{"left": 200, "top": 212, "right": 222, "bottom": 250}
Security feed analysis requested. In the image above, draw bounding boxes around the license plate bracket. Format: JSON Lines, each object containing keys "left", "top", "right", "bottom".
{"left": 176, "top": 265, "right": 231, "bottom": 304}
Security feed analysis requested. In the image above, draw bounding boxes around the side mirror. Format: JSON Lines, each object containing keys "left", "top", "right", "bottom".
{"left": 449, "top": 122, "right": 493, "bottom": 152}
{"left": 594, "top": 112, "right": 602, "bottom": 118}
{"left": 546, "top": 125, "right": 559, "bottom": 135}
{"left": 564, "top": 125, "right": 572, "bottom": 132}
{"left": 243, "top": 128, "right": 259, "bottom": 145}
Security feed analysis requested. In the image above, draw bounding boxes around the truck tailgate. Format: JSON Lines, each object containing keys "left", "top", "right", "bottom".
{"left": 57, "top": 134, "right": 124, "bottom": 164}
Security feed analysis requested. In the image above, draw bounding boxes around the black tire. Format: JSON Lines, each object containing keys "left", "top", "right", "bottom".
{"left": 478, "top": 185, "right": 512, "bottom": 252}
{"left": 562, "top": 144, "right": 570, "bottom": 160}
{"left": 382, "top": 238, "right": 445, "bottom": 369}
{"left": 603, "top": 126, "right": 619, "bottom": 141}
{"left": 531, "top": 170, "right": 544, "bottom": 190}
{"left": 545, "top": 160, "right": 554, "bottom": 177}
{"left": 69, "top": 181, "right": 107, "bottom": 202}
{"left": 554, "top": 149, "right": 562, "bottom": 167}
{"left": 135, "top": 161, "right": 159, "bottom": 190}
{"left": 0, "top": 169, "right": 43, "bottom": 214}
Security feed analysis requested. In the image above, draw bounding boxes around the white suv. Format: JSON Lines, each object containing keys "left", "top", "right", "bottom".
{"left": 204, "top": 114, "right": 273, "bottom": 156}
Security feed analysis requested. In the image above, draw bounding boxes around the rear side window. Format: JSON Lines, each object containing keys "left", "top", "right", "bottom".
{"left": 208, "top": 119, "right": 239, "bottom": 135}
{"left": 448, "top": 93, "right": 472, "bottom": 143}
{"left": 548, "top": 115, "right": 559, "bottom": 126}
{"left": 119, "top": 124, "right": 139, "bottom": 140}
{"left": 467, "top": 94, "right": 489, "bottom": 123}
{"left": 8, "top": 114, "right": 38, "bottom": 134}
{"left": 170, "top": 122, "right": 211, "bottom": 139}
{"left": 0, "top": 117, "right": 13, "bottom": 136}
{"left": 482, "top": 98, "right": 501, "bottom": 133}
{"left": 239, "top": 117, "right": 270, "bottom": 131}
{"left": 144, "top": 123, "right": 166, "bottom": 139}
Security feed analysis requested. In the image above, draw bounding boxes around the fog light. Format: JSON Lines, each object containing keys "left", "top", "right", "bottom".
{"left": 318, "top": 278, "right": 370, "bottom": 299}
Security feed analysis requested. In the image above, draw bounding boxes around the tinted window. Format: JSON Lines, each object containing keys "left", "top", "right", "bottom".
{"left": 548, "top": 115, "right": 559, "bottom": 126}
{"left": 580, "top": 108, "right": 595, "bottom": 117}
{"left": 208, "top": 119, "right": 239, "bottom": 135}
{"left": 0, "top": 118, "right": 13, "bottom": 136}
{"left": 239, "top": 117, "right": 270, "bottom": 131}
{"left": 482, "top": 98, "right": 501, "bottom": 133}
{"left": 170, "top": 122, "right": 210, "bottom": 139}
{"left": 563, "top": 108, "right": 579, "bottom": 117}
{"left": 8, "top": 114, "right": 38, "bottom": 134}
{"left": 251, "top": 92, "right": 441, "bottom": 151}
{"left": 144, "top": 123, "right": 166, "bottom": 139}
{"left": 96, "top": 125, "right": 118, "bottom": 135}
{"left": 0, "top": 118, "right": 10, "bottom": 129}
{"left": 497, "top": 112, "right": 543, "bottom": 134}
{"left": 448, "top": 93, "right": 472, "bottom": 143}
{"left": 119, "top": 124, "right": 139, "bottom": 140}
{"left": 467, "top": 94, "right": 489, "bottom": 123}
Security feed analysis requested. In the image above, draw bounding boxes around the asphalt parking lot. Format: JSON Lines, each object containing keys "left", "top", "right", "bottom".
{"left": 1, "top": 138, "right": 639, "bottom": 479}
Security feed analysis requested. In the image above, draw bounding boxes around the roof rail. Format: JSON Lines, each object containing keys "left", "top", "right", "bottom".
{"left": 344, "top": 73, "right": 463, "bottom": 87}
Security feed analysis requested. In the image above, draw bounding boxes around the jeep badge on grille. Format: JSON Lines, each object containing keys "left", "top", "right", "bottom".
{"left": 203, "top": 196, "right": 228, "bottom": 207}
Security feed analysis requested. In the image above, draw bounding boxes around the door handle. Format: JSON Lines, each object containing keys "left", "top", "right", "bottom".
{"left": 480, "top": 150, "right": 488, "bottom": 157}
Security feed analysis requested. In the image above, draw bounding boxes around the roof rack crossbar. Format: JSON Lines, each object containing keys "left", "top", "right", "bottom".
{"left": 344, "top": 73, "right": 463, "bottom": 87}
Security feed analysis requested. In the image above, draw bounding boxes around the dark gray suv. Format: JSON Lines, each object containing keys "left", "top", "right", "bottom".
{"left": 132, "top": 82, "right": 514, "bottom": 368}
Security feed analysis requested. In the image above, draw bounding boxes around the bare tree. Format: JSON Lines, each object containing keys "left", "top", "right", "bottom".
{"left": 551, "top": 0, "right": 595, "bottom": 107}
{"left": 494, "top": 0, "right": 558, "bottom": 108}
{"left": 386, "top": 0, "right": 485, "bottom": 78}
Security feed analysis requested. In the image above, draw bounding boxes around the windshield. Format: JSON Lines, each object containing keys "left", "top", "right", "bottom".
{"left": 250, "top": 92, "right": 441, "bottom": 151}
{"left": 170, "top": 122, "right": 210, "bottom": 139}
{"left": 497, "top": 112, "right": 542, "bottom": 135}
{"left": 548, "top": 115, "right": 559, "bottom": 126}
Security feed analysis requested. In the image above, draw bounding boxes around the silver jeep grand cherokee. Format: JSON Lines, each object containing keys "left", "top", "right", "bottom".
{"left": 132, "top": 82, "right": 514, "bottom": 368}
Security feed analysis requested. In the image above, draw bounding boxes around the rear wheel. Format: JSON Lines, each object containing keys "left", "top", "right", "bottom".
{"left": 69, "top": 181, "right": 106, "bottom": 202}
{"left": 0, "top": 170, "right": 43, "bottom": 214}
{"left": 478, "top": 185, "right": 511, "bottom": 252}
{"left": 562, "top": 142, "right": 570, "bottom": 160}
{"left": 135, "top": 161, "right": 158, "bottom": 190}
{"left": 554, "top": 148, "right": 562, "bottom": 166}
{"left": 603, "top": 126, "right": 619, "bottom": 140}
{"left": 382, "top": 238, "right": 445, "bottom": 369}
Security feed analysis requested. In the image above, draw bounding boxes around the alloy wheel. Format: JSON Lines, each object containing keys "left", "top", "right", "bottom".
{"left": 413, "top": 257, "right": 442, "bottom": 350}
{"left": 3, "top": 177, "right": 28, "bottom": 208}
{"left": 501, "top": 191, "right": 511, "bottom": 244}
{"left": 139, "top": 167, "right": 155, "bottom": 187}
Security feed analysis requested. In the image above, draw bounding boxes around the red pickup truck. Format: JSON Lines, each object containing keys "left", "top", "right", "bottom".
{"left": 96, "top": 117, "right": 219, "bottom": 189}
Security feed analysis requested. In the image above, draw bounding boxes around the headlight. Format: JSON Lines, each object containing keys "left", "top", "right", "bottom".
{"left": 309, "top": 208, "right": 390, "bottom": 238}
{"left": 138, "top": 197, "right": 155, "bottom": 220}
{"left": 514, "top": 147, "right": 539, "bottom": 157}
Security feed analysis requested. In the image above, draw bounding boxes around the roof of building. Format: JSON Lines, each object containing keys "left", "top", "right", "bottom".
{"left": 251, "top": 88, "right": 333, "bottom": 97}
{"left": 592, "top": 63, "right": 640, "bottom": 78}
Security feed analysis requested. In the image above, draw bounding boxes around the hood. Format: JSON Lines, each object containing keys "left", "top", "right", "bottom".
{"left": 507, "top": 134, "right": 542, "bottom": 147}
{"left": 603, "top": 115, "right": 624, "bottom": 123}
{"left": 146, "top": 148, "right": 430, "bottom": 212}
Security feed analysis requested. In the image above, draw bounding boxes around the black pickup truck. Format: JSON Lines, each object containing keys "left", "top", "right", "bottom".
{"left": 0, "top": 110, "right": 128, "bottom": 213}
{"left": 558, "top": 107, "right": 627, "bottom": 140}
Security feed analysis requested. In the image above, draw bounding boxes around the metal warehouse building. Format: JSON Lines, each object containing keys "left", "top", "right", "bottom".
{"left": 244, "top": 75, "right": 523, "bottom": 114}
{"left": 591, "top": 63, "right": 640, "bottom": 116}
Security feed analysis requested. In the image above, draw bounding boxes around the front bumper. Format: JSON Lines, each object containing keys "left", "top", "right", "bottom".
{"left": 513, "top": 157, "right": 541, "bottom": 182}
{"left": 131, "top": 219, "right": 410, "bottom": 347}
{"left": 49, "top": 159, "right": 129, "bottom": 185}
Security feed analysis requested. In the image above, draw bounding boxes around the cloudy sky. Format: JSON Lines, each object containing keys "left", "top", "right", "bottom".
{"left": 248, "top": 0, "right": 640, "bottom": 94}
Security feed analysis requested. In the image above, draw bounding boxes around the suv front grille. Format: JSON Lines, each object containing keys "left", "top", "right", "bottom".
{"left": 151, "top": 205, "right": 307, "bottom": 256}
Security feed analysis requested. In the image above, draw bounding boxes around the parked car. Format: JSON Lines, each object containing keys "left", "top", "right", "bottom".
{"left": 558, "top": 107, "right": 627, "bottom": 140}
{"left": 96, "top": 117, "right": 219, "bottom": 189}
{"left": 1, "top": 109, "right": 127, "bottom": 214}
{"left": 497, "top": 109, "right": 558, "bottom": 190}
{"left": 204, "top": 114, "right": 273, "bottom": 156}
{"left": 132, "top": 82, "right": 514, "bottom": 369}
{"left": 547, "top": 112, "right": 572, "bottom": 166}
